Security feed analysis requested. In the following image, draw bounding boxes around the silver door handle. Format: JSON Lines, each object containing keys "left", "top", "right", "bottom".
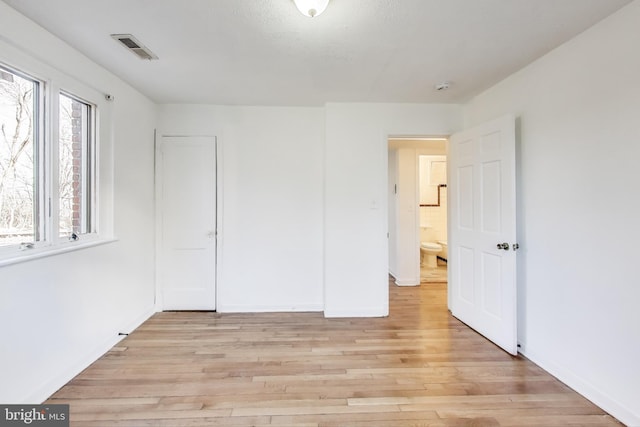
{"left": 497, "top": 242, "right": 510, "bottom": 250}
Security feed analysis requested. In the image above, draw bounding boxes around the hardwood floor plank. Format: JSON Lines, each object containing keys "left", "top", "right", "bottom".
{"left": 231, "top": 403, "right": 402, "bottom": 417}
{"left": 76, "top": 417, "right": 273, "bottom": 427}
{"left": 45, "top": 280, "right": 623, "bottom": 426}
{"left": 272, "top": 411, "right": 453, "bottom": 426}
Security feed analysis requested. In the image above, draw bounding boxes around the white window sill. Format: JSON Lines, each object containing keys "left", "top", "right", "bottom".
{"left": 0, "top": 238, "right": 118, "bottom": 268}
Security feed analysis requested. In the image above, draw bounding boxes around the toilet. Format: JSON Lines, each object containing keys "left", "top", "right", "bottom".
{"left": 420, "top": 242, "right": 443, "bottom": 269}
{"left": 437, "top": 241, "right": 447, "bottom": 262}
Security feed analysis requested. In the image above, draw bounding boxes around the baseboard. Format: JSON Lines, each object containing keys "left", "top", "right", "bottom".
{"left": 394, "top": 278, "right": 420, "bottom": 286}
{"left": 118, "top": 305, "right": 157, "bottom": 335}
{"left": 24, "top": 306, "right": 156, "bottom": 404}
{"left": 521, "top": 347, "right": 639, "bottom": 427}
{"left": 216, "top": 303, "right": 324, "bottom": 313}
{"left": 324, "top": 307, "right": 388, "bottom": 318}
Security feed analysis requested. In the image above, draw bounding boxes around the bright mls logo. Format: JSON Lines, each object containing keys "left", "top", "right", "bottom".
{"left": 0, "top": 405, "right": 69, "bottom": 427}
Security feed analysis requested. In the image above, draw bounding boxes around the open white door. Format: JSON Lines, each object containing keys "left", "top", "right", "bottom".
{"left": 449, "top": 115, "right": 518, "bottom": 355}
{"left": 158, "top": 136, "right": 217, "bottom": 310}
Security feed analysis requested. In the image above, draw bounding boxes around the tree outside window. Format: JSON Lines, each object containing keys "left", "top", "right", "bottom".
{"left": 0, "top": 67, "right": 37, "bottom": 247}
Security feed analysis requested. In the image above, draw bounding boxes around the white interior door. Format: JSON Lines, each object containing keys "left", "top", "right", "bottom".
{"left": 158, "top": 136, "right": 216, "bottom": 310}
{"left": 449, "top": 115, "right": 518, "bottom": 354}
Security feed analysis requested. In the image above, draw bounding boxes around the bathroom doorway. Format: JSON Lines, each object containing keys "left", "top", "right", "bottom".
{"left": 417, "top": 153, "right": 448, "bottom": 284}
{"left": 387, "top": 137, "right": 448, "bottom": 288}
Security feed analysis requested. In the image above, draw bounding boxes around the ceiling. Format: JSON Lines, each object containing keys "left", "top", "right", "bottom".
{"left": 3, "top": 0, "right": 632, "bottom": 106}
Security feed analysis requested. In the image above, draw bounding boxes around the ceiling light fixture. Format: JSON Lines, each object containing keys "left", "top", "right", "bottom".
{"left": 293, "top": 0, "right": 330, "bottom": 18}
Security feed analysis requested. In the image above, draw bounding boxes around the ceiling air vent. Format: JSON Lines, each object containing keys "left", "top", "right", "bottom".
{"left": 111, "top": 34, "right": 158, "bottom": 60}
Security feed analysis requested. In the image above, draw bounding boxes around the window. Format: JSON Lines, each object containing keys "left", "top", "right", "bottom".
{"left": 58, "top": 93, "right": 95, "bottom": 238}
{"left": 0, "top": 62, "right": 101, "bottom": 258}
{"left": 0, "top": 65, "right": 41, "bottom": 248}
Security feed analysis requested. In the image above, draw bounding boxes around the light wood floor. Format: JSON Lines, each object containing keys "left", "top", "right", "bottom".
{"left": 47, "top": 280, "right": 622, "bottom": 426}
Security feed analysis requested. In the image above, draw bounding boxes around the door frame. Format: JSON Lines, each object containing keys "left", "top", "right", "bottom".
{"left": 386, "top": 137, "right": 448, "bottom": 287}
{"left": 154, "top": 131, "right": 223, "bottom": 311}
{"left": 386, "top": 123, "right": 518, "bottom": 354}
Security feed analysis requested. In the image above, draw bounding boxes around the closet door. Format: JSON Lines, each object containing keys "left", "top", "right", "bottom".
{"left": 158, "top": 136, "right": 217, "bottom": 310}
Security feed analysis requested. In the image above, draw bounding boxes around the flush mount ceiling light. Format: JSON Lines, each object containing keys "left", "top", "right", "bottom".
{"left": 293, "top": 0, "right": 330, "bottom": 17}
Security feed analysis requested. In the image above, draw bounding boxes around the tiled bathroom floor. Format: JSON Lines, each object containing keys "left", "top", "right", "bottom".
{"left": 420, "top": 260, "right": 448, "bottom": 283}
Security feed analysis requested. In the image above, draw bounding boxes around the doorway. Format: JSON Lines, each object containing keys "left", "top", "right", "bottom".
{"left": 417, "top": 153, "right": 448, "bottom": 284}
{"left": 387, "top": 116, "right": 518, "bottom": 355}
{"left": 387, "top": 137, "right": 448, "bottom": 288}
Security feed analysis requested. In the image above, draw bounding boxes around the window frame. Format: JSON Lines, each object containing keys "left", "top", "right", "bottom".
{"left": 56, "top": 90, "right": 97, "bottom": 241}
{"left": 0, "top": 62, "right": 46, "bottom": 252}
{"left": 0, "top": 49, "right": 114, "bottom": 266}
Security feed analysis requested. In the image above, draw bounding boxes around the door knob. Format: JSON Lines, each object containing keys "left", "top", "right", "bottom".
{"left": 497, "top": 242, "right": 510, "bottom": 250}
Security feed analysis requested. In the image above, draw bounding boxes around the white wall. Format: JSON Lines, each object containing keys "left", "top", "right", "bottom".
{"left": 324, "top": 103, "right": 462, "bottom": 316}
{"left": 0, "top": 2, "right": 157, "bottom": 403}
{"left": 393, "top": 148, "right": 420, "bottom": 286}
{"left": 157, "top": 105, "right": 325, "bottom": 312}
{"left": 464, "top": 2, "right": 640, "bottom": 425}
